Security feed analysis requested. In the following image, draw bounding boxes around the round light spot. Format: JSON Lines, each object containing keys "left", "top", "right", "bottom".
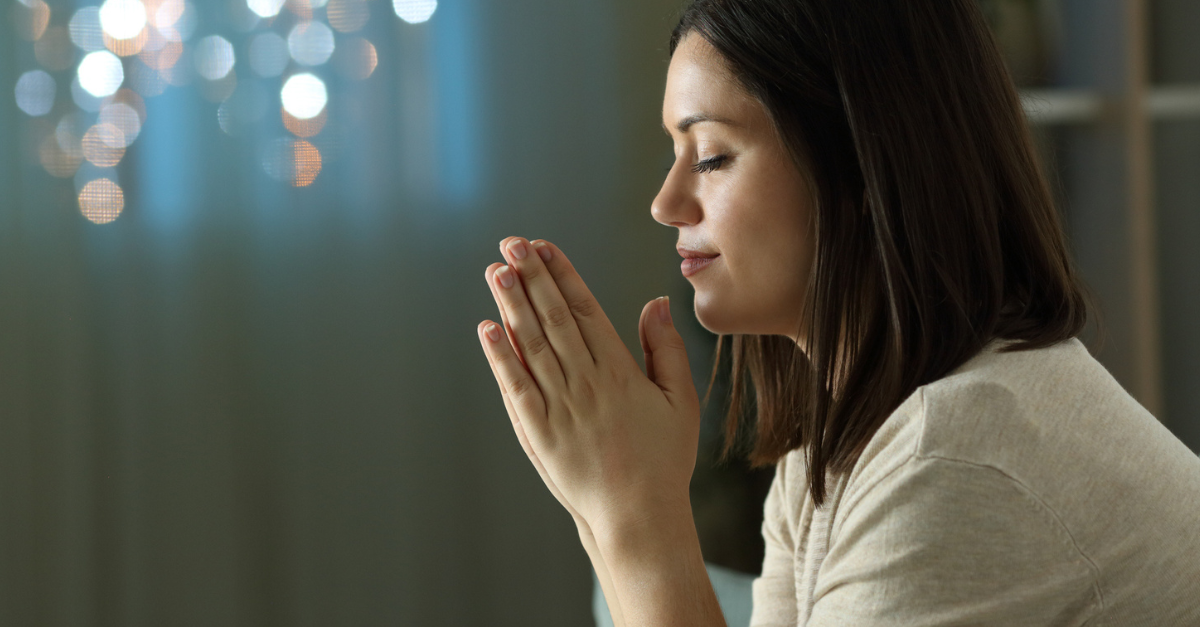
{"left": 282, "top": 105, "right": 326, "bottom": 137}
{"left": 98, "top": 102, "right": 141, "bottom": 146}
{"left": 104, "top": 27, "right": 149, "bottom": 57}
{"left": 261, "top": 137, "right": 321, "bottom": 186}
{"left": 141, "top": 38, "right": 183, "bottom": 70}
{"left": 333, "top": 37, "right": 377, "bottom": 80}
{"left": 100, "top": 0, "right": 147, "bottom": 41}
{"left": 280, "top": 72, "right": 326, "bottom": 119}
{"left": 158, "top": 1, "right": 197, "bottom": 42}
{"left": 82, "top": 123, "right": 126, "bottom": 166}
{"left": 248, "top": 32, "right": 288, "bottom": 77}
{"left": 79, "top": 178, "right": 125, "bottom": 224}
{"left": 287, "top": 21, "right": 335, "bottom": 66}
{"left": 71, "top": 76, "right": 103, "bottom": 111}
{"left": 15, "top": 70, "right": 56, "bottom": 116}
{"left": 56, "top": 111, "right": 89, "bottom": 156}
{"left": 153, "top": 0, "right": 186, "bottom": 28}
{"left": 194, "top": 34, "right": 235, "bottom": 80}
{"left": 15, "top": 0, "right": 51, "bottom": 41}
{"left": 327, "top": 0, "right": 369, "bottom": 33}
{"left": 78, "top": 50, "right": 125, "bottom": 97}
{"left": 392, "top": 0, "right": 436, "bottom": 24}
{"left": 291, "top": 140, "right": 321, "bottom": 186}
{"left": 69, "top": 7, "right": 105, "bottom": 52}
{"left": 247, "top": 0, "right": 285, "bottom": 18}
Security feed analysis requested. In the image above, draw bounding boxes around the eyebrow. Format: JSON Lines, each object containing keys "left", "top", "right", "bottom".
{"left": 662, "top": 113, "right": 738, "bottom": 135}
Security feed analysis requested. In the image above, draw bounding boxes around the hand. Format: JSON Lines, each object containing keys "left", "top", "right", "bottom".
{"left": 478, "top": 237, "right": 701, "bottom": 535}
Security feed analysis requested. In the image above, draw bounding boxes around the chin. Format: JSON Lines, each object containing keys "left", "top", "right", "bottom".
{"left": 691, "top": 291, "right": 754, "bottom": 336}
{"left": 691, "top": 291, "right": 806, "bottom": 341}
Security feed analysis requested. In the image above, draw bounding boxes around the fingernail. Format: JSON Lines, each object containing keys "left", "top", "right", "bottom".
{"left": 534, "top": 241, "right": 552, "bottom": 262}
{"left": 498, "top": 266, "right": 514, "bottom": 288}
{"left": 658, "top": 296, "right": 671, "bottom": 322}
{"left": 508, "top": 240, "right": 527, "bottom": 260}
{"left": 485, "top": 324, "right": 501, "bottom": 342}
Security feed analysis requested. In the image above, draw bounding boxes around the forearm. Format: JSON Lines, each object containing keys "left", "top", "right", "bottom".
{"left": 594, "top": 507, "right": 727, "bottom": 627}
{"left": 578, "top": 520, "right": 627, "bottom": 627}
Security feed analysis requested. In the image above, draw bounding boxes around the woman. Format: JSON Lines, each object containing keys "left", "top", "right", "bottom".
{"left": 477, "top": 0, "right": 1200, "bottom": 625}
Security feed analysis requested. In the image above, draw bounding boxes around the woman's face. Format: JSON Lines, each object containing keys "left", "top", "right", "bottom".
{"left": 653, "top": 34, "right": 815, "bottom": 344}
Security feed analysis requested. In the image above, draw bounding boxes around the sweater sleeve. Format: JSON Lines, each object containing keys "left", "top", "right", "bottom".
{"left": 807, "top": 455, "right": 1102, "bottom": 626}
{"left": 749, "top": 455, "right": 799, "bottom": 627}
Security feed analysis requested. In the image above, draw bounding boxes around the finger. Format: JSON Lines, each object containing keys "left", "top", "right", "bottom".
{"left": 520, "top": 239, "right": 637, "bottom": 371}
{"left": 500, "top": 237, "right": 596, "bottom": 381}
{"left": 485, "top": 263, "right": 527, "bottom": 369}
{"left": 492, "top": 260, "right": 568, "bottom": 398}
{"left": 638, "top": 300, "right": 655, "bottom": 382}
{"left": 478, "top": 324, "right": 579, "bottom": 521}
{"left": 478, "top": 320, "right": 549, "bottom": 436}
{"left": 478, "top": 321, "right": 541, "bottom": 456}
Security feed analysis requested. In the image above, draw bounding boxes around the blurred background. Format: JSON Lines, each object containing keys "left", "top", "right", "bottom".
{"left": 1, "top": 0, "right": 1197, "bottom": 625}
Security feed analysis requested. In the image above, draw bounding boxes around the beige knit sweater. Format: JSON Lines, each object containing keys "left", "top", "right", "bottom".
{"left": 750, "top": 337, "right": 1200, "bottom": 627}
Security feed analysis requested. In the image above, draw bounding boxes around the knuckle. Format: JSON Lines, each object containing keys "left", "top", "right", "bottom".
{"left": 542, "top": 304, "right": 573, "bottom": 329}
{"left": 570, "top": 377, "right": 598, "bottom": 406}
{"left": 567, "top": 294, "right": 599, "bottom": 319}
{"left": 508, "top": 375, "right": 537, "bottom": 400}
{"left": 522, "top": 333, "right": 552, "bottom": 358}
{"left": 517, "top": 263, "right": 542, "bottom": 282}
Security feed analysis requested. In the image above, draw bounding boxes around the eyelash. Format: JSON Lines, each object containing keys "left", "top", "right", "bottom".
{"left": 664, "top": 155, "right": 730, "bottom": 174}
{"left": 691, "top": 155, "right": 728, "bottom": 173}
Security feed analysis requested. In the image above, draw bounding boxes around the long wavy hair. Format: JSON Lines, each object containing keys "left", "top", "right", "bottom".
{"left": 672, "top": 0, "right": 1093, "bottom": 506}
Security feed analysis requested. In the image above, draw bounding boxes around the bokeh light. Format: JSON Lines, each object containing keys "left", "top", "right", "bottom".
{"left": 71, "top": 76, "right": 104, "bottom": 112}
{"left": 40, "top": 133, "right": 84, "bottom": 178}
{"left": 392, "top": 0, "right": 436, "bottom": 24}
{"left": 282, "top": 105, "right": 326, "bottom": 137}
{"left": 107, "top": 87, "right": 148, "bottom": 122}
{"left": 35, "top": 25, "right": 75, "bottom": 71}
{"left": 332, "top": 37, "right": 377, "bottom": 80}
{"left": 78, "top": 178, "right": 125, "bottom": 224}
{"left": 249, "top": 32, "right": 289, "bottom": 77}
{"left": 195, "top": 35, "right": 236, "bottom": 80}
{"left": 78, "top": 50, "right": 125, "bottom": 98}
{"left": 288, "top": 21, "right": 335, "bottom": 66}
{"left": 141, "top": 39, "right": 183, "bottom": 70}
{"left": 99, "top": 102, "right": 142, "bottom": 147}
{"left": 69, "top": 7, "right": 106, "bottom": 52}
{"left": 247, "top": 0, "right": 285, "bottom": 19}
{"left": 152, "top": 0, "right": 186, "bottom": 29}
{"left": 327, "top": 0, "right": 369, "bottom": 33}
{"left": 100, "top": 0, "right": 148, "bottom": 41}
{"left": 14, "top": 0, "right": 52, "bottom": 41}
{"left": 104, "top": 27, "right": 149, "bottom": 57}
{"left": 15, "top": 71, "right": 56, "bottom": 117}
{"left": 82, "top": 123, "right": 127, "bottom": 167}
{"left": 157, "top": 1, "right": 197, "bottom": 42}
{"left": 280, "top": 73, "right": 327, "bottom": 119}
{"left": 261, "top": 137, "right": 321, "bottom": 186}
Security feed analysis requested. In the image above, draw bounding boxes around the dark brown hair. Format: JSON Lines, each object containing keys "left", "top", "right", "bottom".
{"left": 671, "top": 0, "right": 1092, "bottom": 506}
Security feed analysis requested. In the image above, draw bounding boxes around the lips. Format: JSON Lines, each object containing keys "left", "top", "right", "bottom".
{"left": 680, "top": 254, "right": 719, "bottom": 277}
{"left": 677, "top": 248, "right": 719, "bottom": 259}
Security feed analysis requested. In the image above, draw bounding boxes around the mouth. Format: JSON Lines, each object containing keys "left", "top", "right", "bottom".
{"left": 681, "top": 254, "right": 719, "bottom": 278}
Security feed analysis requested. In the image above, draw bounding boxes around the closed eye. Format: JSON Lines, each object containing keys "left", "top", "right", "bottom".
{"left": 691, "top": 155, "right": 728, "bottom": 174}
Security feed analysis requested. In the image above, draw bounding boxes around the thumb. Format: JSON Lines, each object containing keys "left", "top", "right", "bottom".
{"left": 643, "top": 296, "right": 694, "bottom": 404}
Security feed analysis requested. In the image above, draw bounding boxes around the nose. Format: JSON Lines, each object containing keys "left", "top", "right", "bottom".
{"left": 651, "top": 159, "right": 701, "bottom": 228}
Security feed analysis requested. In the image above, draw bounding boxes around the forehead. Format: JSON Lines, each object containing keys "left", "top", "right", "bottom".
{"left": 663, "top": 34, "right": 754, "bottom": 125}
